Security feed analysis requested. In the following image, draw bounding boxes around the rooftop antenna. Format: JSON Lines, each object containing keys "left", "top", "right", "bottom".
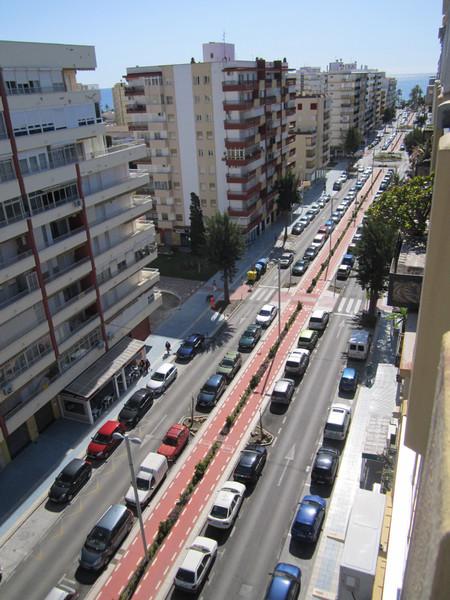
{"left": 222, "top": 30, "right": 227, "bottom": 63}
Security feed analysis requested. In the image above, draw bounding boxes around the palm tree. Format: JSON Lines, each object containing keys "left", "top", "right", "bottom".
{"left": 204, "top": 213, "right": 245, "bottom": 304}
{"left": 275, "top": 170, "right": 301, "bottom": 244}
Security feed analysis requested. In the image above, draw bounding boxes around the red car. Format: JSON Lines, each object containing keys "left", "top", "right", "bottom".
{"left": 87, "top": 420, "right": 125, "bottom": 461}
{"left": 157, "top": 424, "right": 190, "bottom": 462}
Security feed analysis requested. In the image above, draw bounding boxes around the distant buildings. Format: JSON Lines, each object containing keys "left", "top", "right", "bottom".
{"left": 0, "top": 41, "right": 161, "bottom": 467}
{"left": 116, "top": 43, "right": 297, "bottom": 246}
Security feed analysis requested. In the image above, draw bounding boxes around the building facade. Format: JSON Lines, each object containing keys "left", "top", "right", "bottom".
{"left": 112, "top": 82, "right": 127, "bottom": 126}
{"left": 120, "top": 44, "right": 297, "bottom": 245}
{"left": 0, "top": 41, "right": 161, "bottom": 467}
{"left": 293, "top": 94, "right": 330, "bottom": 183}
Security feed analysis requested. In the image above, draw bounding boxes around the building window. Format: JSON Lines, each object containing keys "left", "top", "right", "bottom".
{"left": 173, "top": 181, "right": 180, "bottom": 188}
{"left": 200, "top": 183, "right": 206, "bottom": 191}
{"left": 201, "top": 199, "right": 207, "bottom": 207}
{"left": 206, "top": 131, "right": 213, "bottom": 140}
{"left": 204, "top": 95, "right": 211, "bottom": 103}
{"left": 209, "top": 182, "right": 216, "bottom": 190}
{"left": 169, "top": 131, "right": 176, "bottom": 139}
{"left": 167, "top": 114, "right": 175, "bottom": 122}
{"left": 193, "top": 76, "right": 200, "bottom": 85}
{"left": 196, "top": 131, "right": 203, "bottom": 140}
{"left": 198, "top": 149, "right": 204, "bottom": 157}
{"left": 161, "top": 212, "right": 169, "bottom": 220}
{"left": 310, "top": 103, "right": 317, "bottom": 110}
{"left": 194, "top": 95, "right": 200, "bottom": 104}
{"left": 170, "top": 149, "right": 177, "bottom": 156}
{"left": 166, "top": 96, "right": 173, "bottom": 104}
{"left": 196, "top": 114, "right": 202, "bottom": 121}
{"left": 176, "top": 214, "right": 183, "bottom": 221}
{"left": 203, "top": 76, "right": 210, "bottom": 84}
{"left": 175, "top": 197, "right": 182, "bottom": 204}
{"left": 210, "top": 199, "right": 217, "bottom": 207}
{"left": 207, "top": 150, "right": 214, "bottom": 157}
{"left": 297, "top": 103, "right": 303, "bottom": 110}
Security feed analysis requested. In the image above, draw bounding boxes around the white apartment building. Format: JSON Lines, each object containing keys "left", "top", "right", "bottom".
{"left": 296, "top": 67, "right": 326, "bottom": 95}
{"left": 294, "top": 94, "right": 330, "bottom": 182}
{"left": 121, "top": 44, "right": 297, "bottom": 246}
{"left": 0, "top": 41, "right": 161, "bottom": 467}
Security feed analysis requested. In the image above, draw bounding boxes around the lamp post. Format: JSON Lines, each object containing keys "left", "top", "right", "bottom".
{"left": 113, "top": 432, "right": 148, "bottom": 561}
{"left": 277, "top": 260, "right": 281, "bottom": 337}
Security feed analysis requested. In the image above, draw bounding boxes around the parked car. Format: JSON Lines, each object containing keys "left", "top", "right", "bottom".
{"left": 284, "top": 349, "right": 310, "bottom": 378}
{"left": 324, "top": 403, "right": 352, "bottom": 441}
{"left": 341, "top": 253, "right": 355, "bottom": 267}
{"left": 125, "top": 452, "right": 168, "bottom": 507}
{"left": 196, "top": 374, "right": 227, "bottom": 409}
{"left": 299, "top": 216, "right": 310, "bottom": 227}
{"left": 264, "top": 563, "right": 301, "bottom": 600}
{"left": 333, "top": 180, "right": 342, "bottom": 191}
{"left": 256, "top": 303, "right": 278, "bottom": 327}
{"left": 308, "top": 309, "right": 329, "bottom": 331}
{"left": 44, "top": 583, "right": 80, "bottom": 600}
{"left": 176, "top": 333, "right": 205, "bottom": 361}
{"left": 339, "top": 367, "right": 359, "bottom": 394}
{"left": 303, "top": 246, "right": 318, "bottom": 261}
{"left": 255, "top": 257, "right": 269, "bottom": 275}
{"left": 79, "top": 504, "right": 134, "bottom": 571}
{"left": 297, "top": 329, "right": 319, "bottom": 351}
{"left": 336, "top": 264, "right": 351, "bottom": 281}
{"left": 311, "top": 447, "right": 340, "bottom": 485}
{"left": 279, "top": 252, "right": 295, "bottom": 269}
{"left": 271, "top": 378, "right": 295, "bottom": 405}
{"left": 86, "top": 420, "right": 125, "bottom": 461}
{"left": 291, "top": 495, "right": 327, "bottom": 543}
{"left": 292, "top": 259, "right": 309, "bottom": 277}
{"left": 233, "top": 443, "right": 267, "bottom": 484}
{"left": 147, "top": 363, "right": 177, "bottom": 395}
{"left": 174, "top": 536, "right": 218, "bottom": 592}
{"left": 291, "top": 222, "right": 304, "bottom": 235}
{"left": 118, "top": 388, "right": 153, "bottom": 428}
{"left": 48, "top": 459, "right": 92, "bottom": 503}
{"left": 238, "top": 324, "right": 262, "bottom": 351}
{"left": 324, "top": 219, "right": 335, "bottom": 233}
{"left": 157, "top": 423, "right": 190, "bottom": 462}
{"left": 207, "top": 481, "right": 246, "bottom": 529}
{"left": 216, "top": 351, "right": 242, "bottom": 382}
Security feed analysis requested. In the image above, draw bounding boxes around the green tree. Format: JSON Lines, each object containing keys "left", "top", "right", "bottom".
{"left": 189, "top": 192, "right": 205, "bottom": 255}
{"left": 275, "top": 169, "right": 301, "bottom": 243}
{"left": 409, "top": 85, "right": 424, "bottom": 110}
{"left": 204, "top": 213, "right": 245, "bottom": 304}
{"left": 354, "top": 215, "right": 397, "bottom": 318}
{"left": 415, "top": 113, "right": 427, "bottom": 127}
{"left": 344, "top": 127, "right": 362, "bottom": 155}
{"left": 383, "top": 106, "right": 396, "bottom": 124}
{"left": 368, "top": 174, "right": 433, "bottom": 238}
{"left": 404, "top": 127, "right": 426, "bottom": 154}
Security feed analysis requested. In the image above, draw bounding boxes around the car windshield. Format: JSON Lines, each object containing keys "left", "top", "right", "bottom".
{"left": 182, "top": 341, "right": 194, "bottom": 349}
{"left": 126, "top": 397, "right": 141, "bottom": 409}
{"left": 151, "top": 372, "right": 166, "bottom": 382}
{"left": 136, "top": 477, "right": 150, "bottom": 490}
{"left": 210, "top": 505, "right": 229, "bottom": 518}
{"left": 162, "top": 435, "right": 177, "bottom": 446}
{"left": 202, "top": 383, "right": 217, "bottom": 393}
{"left": 240, "top": 451, "right": 256, "bottom": 467}
{"left": 222, "top": 357, "right": 235, "bottom": 368}
{"left": 93, "top": 432, "right": 110, "bottom": 444}
{"left": 55, "top": 475, "right": 71, "bottom": 487}
{"left": 259, "top": 309, "right": 271, "bottom": 317}
{"left": 85, "top": 527, "right": 109, "bottom": 552}
{"left": 176, "top": 568, "right": 196, "bottom": 583}
{"left": 243, "top": 330, "right": 254, "bottom": 337}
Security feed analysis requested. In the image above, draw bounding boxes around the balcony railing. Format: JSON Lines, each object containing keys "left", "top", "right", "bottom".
{"left": 43, "top": 256, "right": 90, "bottom": 284}
{"left": 126, "top": 104, "right": 147, "bottom": 114}
{"left": 223, "top": 100, "right": 254, "bottom": 111}
{"left": 125, "top": 86, "right": 145, "bottom": 96}
{"left": 6, "top": 82, "right": 65, "bottom": 96}
{"left": 0, "top": 249, "right": 33, "bottom": 269}
{"left": 0, "top": 158, "right": 16, "bottom": 183}
{"left": 45, "top": 225, "right": 85, "bottom": 248}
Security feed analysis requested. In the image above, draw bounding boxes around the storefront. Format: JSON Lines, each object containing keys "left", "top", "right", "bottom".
{"left": 59, "top": 337, "right": 146, "bottom": 424}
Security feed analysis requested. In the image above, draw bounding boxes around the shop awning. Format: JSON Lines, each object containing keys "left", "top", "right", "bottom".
{"left": 64, "top": 337, "right": 145, "bottom": 399}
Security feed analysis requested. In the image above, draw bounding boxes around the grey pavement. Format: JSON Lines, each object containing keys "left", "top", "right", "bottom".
{"left": 0, "top": 166, "right": 345, "bottom": 541}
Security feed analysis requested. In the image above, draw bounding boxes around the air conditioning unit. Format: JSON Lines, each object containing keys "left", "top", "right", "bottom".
{"left": 2, "top": 383, "right": 13, "bottom": 395}
{"left": 73, "top": 199, "right": 81, "bottom": 207}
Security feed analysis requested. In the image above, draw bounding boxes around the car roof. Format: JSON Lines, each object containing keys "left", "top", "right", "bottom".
{"left": 155, "top": 362, "right": 174, "bottom": 375}
{"left": 60, "top": 458, "right": 86, "bottom": 477}
{"left": 299, "top": 328, "right": 315, "bottom": 338}
{"left": 342, "top": 367, "right": 357, "bottom": 378}
{"left": 311, "top": 309, "right": 327, "bottom": 319}
{"left": 205, "top": 373, "right": 224, "bottom": 386}
{"left": 182, "top": 536, "right": 217, "bottom": 571}
{"left": 185, "top": 333, "right": 201, "bottom": 343}
{"left": 261, "top": 303, "right": 275, "bottom": 311}
{"left": 95, "top": 503, "right": 129, "bottom": 530}
{"left": 130, "top": 388, "right": 150, "bottom": 400}
{"left": 223, "top": 351, "right": 239, "bottom": 360}
{"left": 98, "top": 420, "right": 120, "bottom": 435}
{"left": 274, "top": 379, "right": 294, "bottom": 392}
{"left": 166, "top": 423, "right": 187, "bottom": 437}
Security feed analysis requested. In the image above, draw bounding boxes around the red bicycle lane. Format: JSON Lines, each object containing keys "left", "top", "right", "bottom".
{"left": 96, "top": 171, "right": 383, "bottom": 600}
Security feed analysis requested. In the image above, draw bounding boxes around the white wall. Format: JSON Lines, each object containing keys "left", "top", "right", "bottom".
{"left": 211, "top": 62, "right": 227, "bottom": 214}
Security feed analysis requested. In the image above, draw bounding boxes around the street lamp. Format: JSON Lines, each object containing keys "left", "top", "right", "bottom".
{"left": 113, "top": 432, "right": 148, "bottom": 561}
{"left": 277, "top": 260, "right": 281, "bottom": 337}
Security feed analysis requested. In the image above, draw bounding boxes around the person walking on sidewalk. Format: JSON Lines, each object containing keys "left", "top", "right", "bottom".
{"left": 165, "top": 341, "right": 171, "bottom": 356}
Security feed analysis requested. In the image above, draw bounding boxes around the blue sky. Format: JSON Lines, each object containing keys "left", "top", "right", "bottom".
{"left": 1, "top": 0, "right": 441, "bottom": 87}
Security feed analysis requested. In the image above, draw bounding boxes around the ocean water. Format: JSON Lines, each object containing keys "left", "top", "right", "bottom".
{"left": 99, "top": 74, "right": 436, "bottom": 111}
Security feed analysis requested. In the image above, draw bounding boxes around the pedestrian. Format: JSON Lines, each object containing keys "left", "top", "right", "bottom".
{"left": 145, "top": 358, "right": 150, "bottom": 374}
{"left": 165, "top": 341, "right": 171, "bottom": 355}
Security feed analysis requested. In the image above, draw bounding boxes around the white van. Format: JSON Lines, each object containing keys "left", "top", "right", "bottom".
{"left": 308, "top": 309, "right": 330, "bottom": 331}
{"left": 347, "top": 330, "right": 372, "bottom": 360}
{"left": 311, "top": 233, "right": 326, "bottom": 251}
{"left": 324, "top": 403, "right": 351, "bottom": 441}
{"left": 125, "top": 452, "right": 168, "bottom": 508}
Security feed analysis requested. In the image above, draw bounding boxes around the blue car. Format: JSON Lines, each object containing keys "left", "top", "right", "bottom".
{"left": 264, "top": 563, "right": 301, "bottom": 600}
{"left": 196, "top": 374, "right": 227, "bottom": 409}
{"left": 339, "top": 367, "right": 358, "bottom": 394}
{"left": 291, "top": 495, "right": 326, "bottom": 543}
{"left": 176, "top": 333, "right": 205, "bottom": 361}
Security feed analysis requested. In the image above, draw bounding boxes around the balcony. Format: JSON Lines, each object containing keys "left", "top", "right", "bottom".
{"left": 227, "top": 182, "right": 261, "bottom": 201}
{"left": 94, "top": 221, "right": 156, "bottom": 272}
{"left": 222, "top": 80, "right": 258, "bottom": 92}
{"left": 225, "top": 136, "right": 256, "bottom": 149}
{"left": 106, "top": 286, "right": 162, "bottom": 344}
{"left": 129, "top": 123, "right": 148, "bottom": 132}
{"left": 43, "top": 256, "right": 92, "bottom": 297}
{"left": 225, "top": 150, "right": 262, "bottom": 167}
{"left": 0, "top": 314, "right": 49, "bottom": 365}
{"left": 126, "top": 104, "right": 147, "bottom": 114}
{"left": 0, "top": 285, "right": 42, "bottom": 326}
{"left": 52, "top": 286, "right": 97, "bottom": 327}
{"left": 103, "top": 268, "right": 159, "bottom": 321}
{"left": 57, "top": 314, "right": 102, "bottom": 355}
{"left": 80, "top": 142, "right": 147, "bottom": 176}
{"left": 223, "top": 100, "right": 254, "bottom": 112}
{"left": 5, "top": 82, "right": 65, "bottom": 96}
{"left": 0, "top": 249, "right": 35, "bottom": 285}
{"left": 125, "top": 86, "right": 145, "bottom": 96}
{"left": 89, "top": 195, "right": 153, "bottom": 237}
{"left": 226, "top": 170, "right": 256, "bottom": 184}
{"left": 39, "top": 227, "right": 88, "bottom": 264}
{"left": 84, "top": 172, "right": 149, "bottom": 209}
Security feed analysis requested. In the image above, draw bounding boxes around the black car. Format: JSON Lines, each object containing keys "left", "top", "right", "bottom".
{"left": 48, "top": 458, "right": 92, "bottom": 503}
{"left": 311, "top": 446, "right": 340, "bottom": 485}
{"left": 291, "top": 222, "right": 304, "bottom": 235}
{"left": 196, "top": 374, "right": 227, "bottom": 409}
{"left": 176, "top": 333, "right": 205, "bottom": 361}
{"left": 292, "top": 259, "right": 309, "bottom": 276}
{"left": 238, "top": 324, "right": 262, "bottom": 351}
{"left": 118, "top": 388, "right": 154, "bottom": 428}
{"left": 233, "top": 444, "right": 267, "bottom": 484}
{"left": 303, "top": 246, "right": 317, "bottom": 262}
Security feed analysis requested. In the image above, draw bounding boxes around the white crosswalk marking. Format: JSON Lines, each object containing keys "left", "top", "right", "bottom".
{"left": 338, "top": 297, "right": 347, "bottom": 312}
{"left": 354, "top": 298, "right": 362, "bottom": 314}
{"left": 336, "top": 296, "right": 363, "bottom": 316}
{"left": 346, "top": 298, "right": 354, "bottom": 313}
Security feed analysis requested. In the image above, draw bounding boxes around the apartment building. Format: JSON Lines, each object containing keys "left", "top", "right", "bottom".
{"left": 0, "top": 41, "right": 161, "bottom": 467}
{"left": 299, "top": 61, "right": 393, "bottom": 156}
{"left": 112, "top": 82, "right": 127, "bottom": 126}
{"left": 293, "top": 94, "right": 330, "bottom": 182}
{"left": 120, "top": 43, "right": 297, "bottom": 245}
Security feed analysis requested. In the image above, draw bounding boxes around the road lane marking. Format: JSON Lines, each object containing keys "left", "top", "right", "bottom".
{"left": 338, "top": 297, "right": 347, "bottom": 312}
{"left": 277, "top": 444, "right": 296, "bottom": 486}
{"left": 346, "top": 298, "right": 354, "bottom": 313}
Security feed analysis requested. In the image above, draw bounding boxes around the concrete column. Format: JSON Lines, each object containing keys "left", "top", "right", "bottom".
{"left": 26, "top": 416, "right": 39, "bottom": 442}
{"left": 0, "top": 439, "right": 11, "bottom": 468}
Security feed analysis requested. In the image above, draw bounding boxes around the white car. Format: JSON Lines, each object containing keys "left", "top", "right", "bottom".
{"left": 147, "top": 362, "right": 177, "bottom": 394}
{"left": 278, "top": 252, "right": 294, "bottom": 269}
{"left": 256, "top": 303, "right": 278, "bottom": 327}
{"left": 174, "top": 536, "right": 218, "bottom": 592}
{"left": 207, "top": 481, "right": 246, "bottom": 529}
